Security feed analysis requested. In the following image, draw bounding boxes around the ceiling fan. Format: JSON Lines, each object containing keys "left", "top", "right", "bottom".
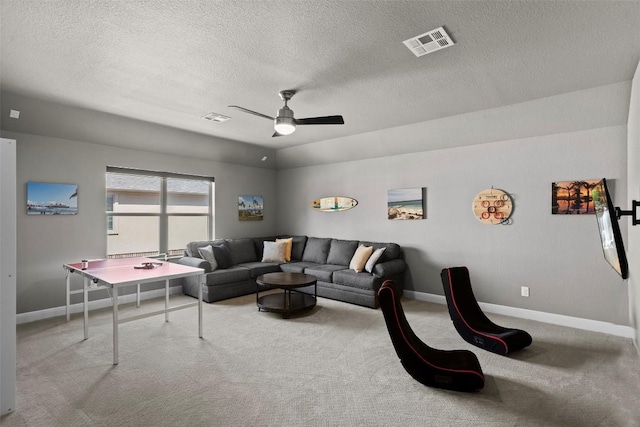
{"left": 229, "top": 90, "right": 344, "bottom": 137}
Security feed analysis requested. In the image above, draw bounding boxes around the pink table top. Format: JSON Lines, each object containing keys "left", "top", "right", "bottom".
{"left": 64, "top": 257, "right": 203, "bottom": 287}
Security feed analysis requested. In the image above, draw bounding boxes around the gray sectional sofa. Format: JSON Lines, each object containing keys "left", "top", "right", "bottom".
{"left": 178, "top": 235, "right": 406, "bottom": 308}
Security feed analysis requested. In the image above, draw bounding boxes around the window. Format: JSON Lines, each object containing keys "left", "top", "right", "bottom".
{"left": 106, "top": 194, "right": 116, "bottom": 233}
{"left": 106, "top": 167, "right": 214, "bottom": 259}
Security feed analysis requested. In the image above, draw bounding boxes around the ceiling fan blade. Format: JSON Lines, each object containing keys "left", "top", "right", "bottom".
{"left": 295, "top": 115, "right": 344, "bottom": 125}
{"left": 228, "top": 105, "right": 274, "bottom": 121}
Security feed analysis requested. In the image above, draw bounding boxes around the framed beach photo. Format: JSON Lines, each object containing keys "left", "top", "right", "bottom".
{"left": 387, "top": 187, "right": 425, "bottom": 220}
{"left": 238, "top": 195, "right": 263, "bottom": 221}
{"left": 27, "top": 182, "right": 78, "bottom": 215}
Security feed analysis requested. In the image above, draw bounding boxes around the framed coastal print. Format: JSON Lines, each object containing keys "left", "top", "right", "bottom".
{"left": 238, "top": 195, "right": 263, "bottom": 221}
{"left": 27, "top": 182, "right": 78, "bottom": 215}
{"left": 387, "top": 187, "right": 425, "bottom": 220}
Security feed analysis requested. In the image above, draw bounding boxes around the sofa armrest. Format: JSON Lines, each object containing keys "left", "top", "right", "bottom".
{"left": 178, "top": 256, "right": 211, "bottom": 273}
{"left": 372, "top": 259, "right": 406, "bottom": 278}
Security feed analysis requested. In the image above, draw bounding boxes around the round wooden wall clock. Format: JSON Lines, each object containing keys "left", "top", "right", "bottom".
{"left": 472, "top": 188, "right": 513, "bottom": 224}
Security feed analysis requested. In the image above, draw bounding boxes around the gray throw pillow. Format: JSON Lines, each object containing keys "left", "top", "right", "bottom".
{"left": 212, "top": 241, "right": 232, "bottom": 269}
{"left": 197, "top": 245, "right": 218, "bottom": 271}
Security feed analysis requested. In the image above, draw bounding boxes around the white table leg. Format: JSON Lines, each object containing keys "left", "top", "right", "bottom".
{"left": 66, "top": 270, "right": 71, "bottom": 322}
{"left": 113, "top": 286, "right": 119, "bottom": 365}
{"left": 199, "top": 274, "right": 203, "bottom": 338}
{"left": 83, "top": 277, "right": 89, "bottom": 340}
{"left": 136, "top": 283, "right": 141, "bottom": 308}
{"left": 165, "top": 279, "right": 169, "bottom": 322}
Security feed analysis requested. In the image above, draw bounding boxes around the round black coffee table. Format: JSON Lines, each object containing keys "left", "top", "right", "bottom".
{"left": 256, "top": 272, "right": 317, "bottom": 318}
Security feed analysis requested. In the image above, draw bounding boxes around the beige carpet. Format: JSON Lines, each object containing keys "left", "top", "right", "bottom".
{"left": 3, "top": 293, "right": 640, "bottom": 426}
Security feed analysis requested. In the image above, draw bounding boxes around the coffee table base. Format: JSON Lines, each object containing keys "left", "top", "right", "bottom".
{"left": 257, "top": 291, "right": 316, "bottom": 318}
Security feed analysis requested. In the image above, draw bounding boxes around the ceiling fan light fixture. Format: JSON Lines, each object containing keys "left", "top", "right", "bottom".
{"left": 274, "top": 116, "right": 296, "bottom": 135}
{"left": 230, "top": 90, "right": 343, "bottom": 137}
{"left": 274, "top": 106, "right": 296, "bottom": 135}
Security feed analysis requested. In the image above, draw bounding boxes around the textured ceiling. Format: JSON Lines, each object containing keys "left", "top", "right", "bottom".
{"left": 1, "top": 0, "right": 640, "bottom": 152}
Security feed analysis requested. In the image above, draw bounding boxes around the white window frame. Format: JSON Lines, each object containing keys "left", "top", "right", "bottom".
{"left": 106, "top": 166, "right": 214, "bottom": 258}
{"left": 106, "top": 193, "right": 118, "bottom": 235}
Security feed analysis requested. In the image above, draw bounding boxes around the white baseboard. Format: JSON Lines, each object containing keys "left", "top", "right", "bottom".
{"left": 19, "top": 287, "right": 636, "bottom": 339}
{"left": 403, "top": 290, "right": 635, "bottom": 339}
{"left": 16, "top": 286, "right": 184, "bottom": 325}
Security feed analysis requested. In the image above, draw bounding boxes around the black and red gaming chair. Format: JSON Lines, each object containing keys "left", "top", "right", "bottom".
{"left": 377, "top": 280, "right": 485, "bottom": 392}
{"left": 440, "top": 267, "right": 532, "bottom": 356}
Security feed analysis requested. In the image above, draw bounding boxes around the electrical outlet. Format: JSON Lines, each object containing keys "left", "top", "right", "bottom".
{"left": 521, "top": 286, "right": 530, "bottom": 297}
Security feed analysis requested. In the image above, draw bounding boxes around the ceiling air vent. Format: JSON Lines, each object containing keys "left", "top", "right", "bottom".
{"left": 403, "top": 27, "right": 454, "bottom": 57}
{"left": 201, "top": 112, "right": 231, "bottom": 123}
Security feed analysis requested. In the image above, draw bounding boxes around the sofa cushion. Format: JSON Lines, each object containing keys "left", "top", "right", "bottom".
{"left": 212, "top": 241, "right": 232, "bottom": 269}
{"left": 227, "top": 238, "right": 258, "bottom": 265}
{"left": 262, "top": 241, "right": 287, "bottom": 262}
{"left": 333, "top": 269, "right": 380, "bottom": 291}
{"left": 280, "top": 261, "right": 320, "bottom": 274}
{"left": 197, "top": 245, "right": 218, "bottom": 271}
{"left": 326, "top": 239, "right": 359, "bottom": 266}
{"left": 301, "top": 237, "right": 332, "bottom": 264}
{"left": 291, "top": 236, "right": 308, "bottom": 261}
{"left": 304, "top": 265, "right": 348, "bottom": 283}
{"left": 204, "top": 266, "right": 251, "bottom": 286}
{"left": 238, "top": 262, "right": 282, "bottom": 279}
{"left": 350, "top": 245, "right": 373, "bottom": 273}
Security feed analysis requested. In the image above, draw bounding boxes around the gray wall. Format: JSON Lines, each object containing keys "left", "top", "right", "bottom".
{"left": 276, "top": 93, "right": 629, "bottom": 325}
{"left": 276, "top": 82, "right": 630, "bottom": 170}
{"left": 5, "top": 130, "right": 277, "bottom": 314}
{"left": 0, "top": 91, "right": 276, "bottom": 170}
{"left": 629, "top": 59, "right": 640, "bottom": 347}
{"left": 3, "top": 80, "right": 635, "bottom": 329}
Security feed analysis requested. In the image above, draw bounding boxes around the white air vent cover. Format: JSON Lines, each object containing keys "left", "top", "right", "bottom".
{"left": 403, "top": 27, "right": 454, "bottom": 57}
{"left": 201, "top": 112, "right": 231, "bottom": 123}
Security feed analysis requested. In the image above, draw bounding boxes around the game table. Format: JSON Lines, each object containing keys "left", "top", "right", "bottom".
{"left": 63, "top": 257, "right": 205, "bottom": 364}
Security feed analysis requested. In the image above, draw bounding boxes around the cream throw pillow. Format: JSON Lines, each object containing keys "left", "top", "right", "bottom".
{"left": 262, "top": 241, "right": 287, "bottom": 263}
{"left": 197, "top": 245, "right": 218, "bottom": 271}
{"left": 365, "top": 247, "right": 386, "bottom": 273}
{"left": 276, "top": 237, "right": 293, "bottom": 262}
{"left": 350, "top": 245, "right": 373, "bottom": 273}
